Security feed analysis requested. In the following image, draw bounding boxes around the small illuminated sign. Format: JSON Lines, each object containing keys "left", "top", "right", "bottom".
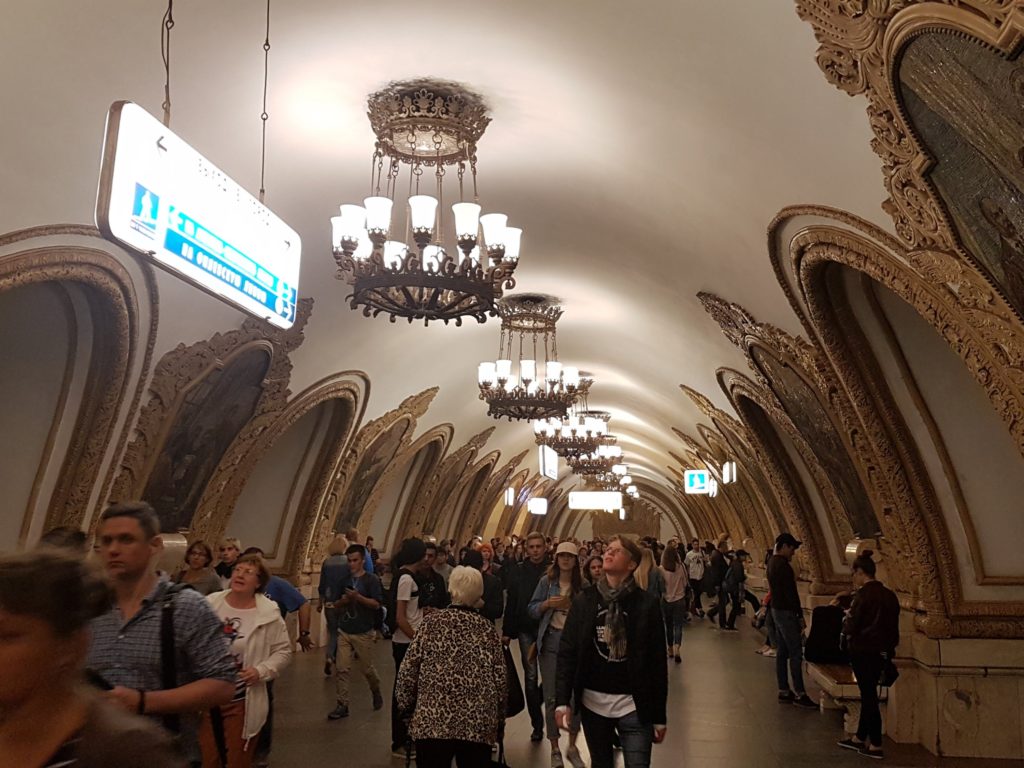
{"left": 528, "top": 498, "right": 548, "bottom": 516}
{"left": 539, "top": 445, "right": 559, "bottom": 481}
{"left": 722, "top": 461, "right": 738, "bottom": 484}
{"left": 684, "top": 469, "right": 711, "bottom": 495}
{"left": 568, "top": 491, "right": 623, "bottom": 511}
{"left": 504, "top": 487, "right": 516, "bottom": 506}
{"left": 96, "top": 101, "right": 301, "bottom": 328}
{"left": 708, "top": 478, "right": 719, "bottom": 498}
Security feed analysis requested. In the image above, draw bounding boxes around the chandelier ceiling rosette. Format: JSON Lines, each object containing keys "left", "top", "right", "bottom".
{"left": 478, "top": 294, "right": 592, "bottom": 421}
{"left": 331, "top": 79, "right": 521, "bottom": 325}
{"left": 534, "top": 409, "right": 615, "bottom": 458}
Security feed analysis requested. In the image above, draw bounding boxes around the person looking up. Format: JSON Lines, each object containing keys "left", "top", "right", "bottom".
{"left": 0, "top": 548, "right": 185, "bottom": 768}
{"left": 175, "top": 541, "right": 222, "bottom": 597}
{"left": 502, "top": 530, "right": 550, "bottom": 742}
{"left": 529, "top": 542, "right": 586, "bottom": 768}
{"left": 659, "top": 546, "right": 688, "bottom": 663}
{"left": 87, "top": 502, "right": 236, "bottom": 765}
{"left": 317, "top": 535, "right": 351, "bottom": 677}
{"left": 327, "top": 545, "right": 384, "bottom": 721}
{"left": 395, "top": 567, "right": 506, "bottom": 768}
{"left": 555, "top": 536, "right": 668, "bottom": 768}
{"left": 215, "top": 539, "right": 242, "bottom": 587}
{"left": 201, "top": 554, "right": 292, "bottom": 768}
{"left": 767, "top": 533, "right": 816, "bottom": 708}
{"left": 838, "top": 550, "right": 899, "bottom": 760}
{"left": 390, "top": 537, "right": 428, "bottom": 758}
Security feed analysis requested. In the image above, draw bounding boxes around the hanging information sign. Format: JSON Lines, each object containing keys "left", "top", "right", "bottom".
{"left": 96, "top": 101, "right": 300, "bottom": 328}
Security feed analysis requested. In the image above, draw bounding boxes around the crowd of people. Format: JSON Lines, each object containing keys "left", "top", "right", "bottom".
{"left": 0, "top": 504, "right": 900, "bottom": 767}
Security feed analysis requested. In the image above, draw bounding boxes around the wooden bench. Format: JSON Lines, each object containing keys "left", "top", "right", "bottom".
{"left": 807, "top": 662, "right": 888, "bottom": 735}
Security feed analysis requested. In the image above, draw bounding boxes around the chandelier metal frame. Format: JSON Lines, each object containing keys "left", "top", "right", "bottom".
{"left": 534, "top": 409, "right": 615, "bottom": 458}
{"left": 331, "top": 78, "right": 520, "bottom": 325}
{"left": 478, "top": 294, "right": 592, "bottom": 421}
{"left": 566, "top": 444, "right": 623, "bottom": 476}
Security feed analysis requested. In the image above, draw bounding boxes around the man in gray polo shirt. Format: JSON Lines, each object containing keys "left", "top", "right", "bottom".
{"left": 87, "top": 502, "right": 236, "bottom": 765}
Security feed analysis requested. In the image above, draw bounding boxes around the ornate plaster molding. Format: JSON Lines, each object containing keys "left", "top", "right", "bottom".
{"left": 463, "top": 449, "right": 528, "bottom": 540}
{"left": 377, "top": 423, "right": 453, "bottom": 544}
{"left": 414, "top": 426, "right": 495, "bottom": 536}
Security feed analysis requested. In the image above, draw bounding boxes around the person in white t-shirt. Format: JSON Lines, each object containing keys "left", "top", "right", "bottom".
{"left": 683, "top": 540, "right": 707, "bottom": 617}
{"left": 390, "top": 537, "right": 429, "bottom": 758}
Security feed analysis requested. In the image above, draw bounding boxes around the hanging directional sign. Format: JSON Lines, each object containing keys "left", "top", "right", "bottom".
{"left": 96, "top": 101, "right": 301, "bottom": 329}
{"left": 684, "top": 469, "right": 711, "bottom": 495}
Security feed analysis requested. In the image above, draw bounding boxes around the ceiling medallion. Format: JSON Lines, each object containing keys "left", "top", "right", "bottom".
{"left": 478, "top": 294, "right": 592, "bottom": 421}
{"left": 330, "top": 78, "right": 521, "bottom": 325}
{"left": 534, "top": 409, "right": 615, "bottom": 458}
{"left": 566, "top": 444, "right": 623, "bottom": 475}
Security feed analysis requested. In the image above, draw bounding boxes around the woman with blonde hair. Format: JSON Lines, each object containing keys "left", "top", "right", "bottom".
{"left": 635, "top": 546, "right": 665, "bottom": 603}
{"left": 396, "top": 566, "right": 506, "bottom": 768}
{"left": 201, "top": 555, "right": 292, "bottom": 768}
{"left": 318, "top": 535, "right": 350, "bottom": 675}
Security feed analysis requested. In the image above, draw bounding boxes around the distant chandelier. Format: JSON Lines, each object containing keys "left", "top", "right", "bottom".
{"left": 478, "top": 294, "right": 592, "bottom": 421}
{"left": 534, "top": 410, "right": 615, "bottom": 458}
{"left": 330, "top": 79, "right": 520, "bottom": 325}
{"left": 567, "top": 444, "right": 623, "bottom": 475}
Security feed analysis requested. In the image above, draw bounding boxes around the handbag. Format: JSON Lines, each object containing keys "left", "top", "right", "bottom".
{"left": 878, "top": 651, "right": 899, "bottom": 687}
{"left": 504, "top": 645, "right": 525, "bottom": 718}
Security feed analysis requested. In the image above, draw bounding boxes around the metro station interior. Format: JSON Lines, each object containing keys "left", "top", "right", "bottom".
{"left": 2, "top": 1, "right": 1024, "bottom": 766}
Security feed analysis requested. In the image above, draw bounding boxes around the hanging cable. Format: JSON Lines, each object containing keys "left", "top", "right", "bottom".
{"left": 160, "top": 0, "right": 175, "bottom": 126}
{"left": 258, "top": 0, "right": 272, "bottom": 203}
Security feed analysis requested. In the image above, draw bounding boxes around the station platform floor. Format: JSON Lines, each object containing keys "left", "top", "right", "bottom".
{"left": 270, "top": 616, "right": 1021, "bottom": 768}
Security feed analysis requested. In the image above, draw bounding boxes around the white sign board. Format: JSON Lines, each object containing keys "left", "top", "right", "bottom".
{"left": 96, "top": 101, "right": 301, "bottom": 328}
{"left": 568, "top": 491, "right": 623, "bottom": 511}
{"left": 528, "top": 498, "right": 548, "bottom": 516}
{"left": 684, "top": 469, "right": 711, "bottom": 495}
{"left": 539, "top": 445, "right": 559, "bottom": 481}
{"left": 722, "top": 461, "right": 737, "bottom": 484}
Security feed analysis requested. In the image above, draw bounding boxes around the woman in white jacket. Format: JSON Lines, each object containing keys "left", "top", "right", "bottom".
{"left": 200, "top": 554, "right": 292, "bottom": 768}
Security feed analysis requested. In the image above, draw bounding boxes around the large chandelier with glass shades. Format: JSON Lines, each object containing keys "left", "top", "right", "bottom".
{"left": 330, "top": 79, "right": 521, "bottom": 325}
{"left": 566, "top": 443, "right": 623, "bottom": 475}
{"left": 534, "top": 409, "right": 615, "bottom": 458}
{"left": 478, "top": 294, "right": 591, "bottom": 421}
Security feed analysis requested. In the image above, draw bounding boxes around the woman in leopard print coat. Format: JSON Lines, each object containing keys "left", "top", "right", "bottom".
{"left": 396, "top": 566, "right": 507, "bottom": 767}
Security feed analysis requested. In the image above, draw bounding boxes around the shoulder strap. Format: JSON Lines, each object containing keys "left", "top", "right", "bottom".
{"left": 159, "top": 585, "right": 181, "bottom": 734}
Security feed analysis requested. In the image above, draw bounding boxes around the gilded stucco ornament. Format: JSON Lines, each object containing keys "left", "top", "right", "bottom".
{"left": 412, "top": 426, "right": 495, "bottom": 536}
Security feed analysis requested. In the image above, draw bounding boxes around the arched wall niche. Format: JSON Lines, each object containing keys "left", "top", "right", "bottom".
{"left": 442, "top": 450, "right": 500, "bottom": 541}
{"left": 463, "top": 449, "right": 529, "bottom": 542}
{"left": 325, "top": 387, "right": 437, "bottom": 546}
{"left": 771, "top": 209, "right": 1024, "bottom": 636}
{"left": 114, "top": 299, "right": 313, "bottom": 533}
{"left": 368, "top": 423, "right": 453, "bottom": 551}
{"left": 719, "top": 369, "right": 844, "bottom": 591}
{"left": 0, "top": 226, "right": 158, "bottom": 540}
{"left": 187, "top": 371, "right": 366, "bottom": 576}
{"left": 490, "top": 468, "right": 531, "bottom": 536}
{"left": 414, "top": 427, "right": 494, "bottom": 537}
{"left": 672, "top": 433, "right": 752, "bottom": 546}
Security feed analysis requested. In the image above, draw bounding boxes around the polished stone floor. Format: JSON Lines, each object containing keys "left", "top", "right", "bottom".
{"left": 270, "top": 618, "right": 1021, "bottom": 768}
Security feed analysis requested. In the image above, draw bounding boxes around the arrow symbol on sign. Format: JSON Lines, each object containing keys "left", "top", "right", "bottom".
{"left": 156, "top": 136, "right": 167, "bottom": 152}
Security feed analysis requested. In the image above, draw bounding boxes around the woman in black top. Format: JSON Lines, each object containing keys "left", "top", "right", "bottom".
{"left": 838, "top": 550, "right": 900, "bottom": 760}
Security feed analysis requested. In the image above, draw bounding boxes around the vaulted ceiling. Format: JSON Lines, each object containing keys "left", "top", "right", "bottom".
{"left": 1, "top": 1, "right": 893, "bottom": 517}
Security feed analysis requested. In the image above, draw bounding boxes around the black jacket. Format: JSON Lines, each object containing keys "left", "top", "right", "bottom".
{"left": 723, "top": 559, "right": 746, "bottom": 595}
{"left": 502, "top": 558, "right": 548, "bottom": 638}
{"left": 843, "top": 579, "right": 900, "bottom": 655}
{"left": 481, "top": 571, "right": 504, "bottom": 623}
{"left": 767, "top": 555, "right": 801, "bottom": 611}
{"left": 706, "top": 550, "right": 727, "bottom": 594}
{"left": 555, "top": 584, "right": 668, "bottom": 725}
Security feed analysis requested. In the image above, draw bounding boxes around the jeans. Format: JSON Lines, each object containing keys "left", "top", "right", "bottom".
{"left": 324, "top": 605, "right": 341, "bottom": 664}
{"left": 771, "top": 608, "right": 806, "bottom": 694}
{"left": 540, "top": 629, "right": 580, "bottom": 739}
{"left": 391, "top": 642, "right": 410, "bottom": 749}
{"left": 254, "top": 680, "right": 274, "bottom": 758}
{"left": 517, "top": 631, "right": 544, "bottom": 732}
{"left": 764, "top": 605, "right": 777, "bottom": 648}
{"left": 707, "top": 585, "right": 729, "bottom": 628}
{"left": 724, "top": 591, "right": 742, "bottom": 629}
{"left": 851, "top": 652, "right": 884, "bottom": 747}
{"left": 664, "top": 599, "right": 687, "bottom": 646}
{"left": 581, "top": 707, "right": 653, "bottom": 768}
{"left": 415, "top": 738, "right": 492, "bottom": 768}
{"left": 689, "top": 578, "right": 703, "bottom": 614}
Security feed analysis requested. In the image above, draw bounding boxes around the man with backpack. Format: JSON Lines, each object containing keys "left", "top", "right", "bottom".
{"left": 87, "top": 502, "right": 237, "bottom": 766}
{"left": 327, "top": 545, "right": 384, "bottom": 721}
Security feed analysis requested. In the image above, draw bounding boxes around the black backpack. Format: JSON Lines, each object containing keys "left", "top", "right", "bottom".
{"left": 804, "top": 604, "right": 849, "bottom": 664}
{"left": 381, "top": 568, "right": 417, "bottom": 639}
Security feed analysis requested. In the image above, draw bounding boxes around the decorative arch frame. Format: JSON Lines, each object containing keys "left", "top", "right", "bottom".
{"left": 463, "top": 449, "right": 529, "bottom": 541}
{"left": 378, "top": 423, "right": 453, "bottom": 545}
{"left": 414, "top": 427, "right": 494, "bottom": 537}
{"left": 0, "top": 226, "right": 158, "bottom": 532}
{"left": 443, "top": 449, "right": 501, "bottom": 541}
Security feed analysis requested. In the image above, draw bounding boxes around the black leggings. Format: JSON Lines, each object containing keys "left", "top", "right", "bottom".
{"left": 851, "top": 652, "right": 885, "bottom": 747}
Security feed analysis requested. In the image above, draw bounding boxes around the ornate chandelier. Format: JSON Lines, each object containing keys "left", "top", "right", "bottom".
{"left": 534, "top": 410, "right": 615, "bottom": 458}
{"left": 330, "top": 79, "right": 521, "bottom": 325}
{"left": 566, "top": 444, "right": 623, "bottom": 475}
{"left": 478, "top": 294, "right": 591, "bottom": 421}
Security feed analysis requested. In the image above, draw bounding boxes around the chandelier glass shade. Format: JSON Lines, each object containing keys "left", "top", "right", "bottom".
{"left": 331, "top": 79, "right": 520, "bottom": 325}
{"left": 478, "top": 294, "right": 592, "bottom": 421}
{"left": 534, "top": 409, "right": 614, "bottom": 458}
{"left": 567, "top": 443, "right": 623, "bottom": 475}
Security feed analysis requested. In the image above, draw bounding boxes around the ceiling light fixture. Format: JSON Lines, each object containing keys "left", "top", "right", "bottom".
{"left": 478, "top": 294, "right": 591, "bottom": 421}
{"left": 567, "top": 444, "right": 622, "bottom": 476}
{"left": 533, "top": 409, "right": 615, "bottom": 458}
{"left": 331, "top": 79, "right": 520, "bottom": 325}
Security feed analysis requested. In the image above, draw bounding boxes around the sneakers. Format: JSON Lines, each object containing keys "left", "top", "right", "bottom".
{"left": 530, "top": 728, "right": 544, "bottom": 743}
{"left": 372, "top": 689, "right": 384, "bottom": 711}
{"left": 327, "top": 704, "right": 349, "bottom": 720}
{"left": 792, "top": 693, "right": 818, "bottom": 709}
{"left": 778, "top": 690, "right": 795, "bottom": 702}
{"left": 861, "top": 746, "right": 884, "bottom": 760}
{"left": 550, "top": 750, "right": 564, "bottom": 768}
{"left": 755, "top": 645, "right": 771, "bottom": 655}
{"left": 566, "top": 745, "right": 586, "bottom": 768}
{"left": 764, "top": 648, "right": 778, "bottom": 657}
{"left": 722, "top": 626, "right": 739, "bottom": 632}
{"left": 837, "top": 738, "right": 864, "bottom": 751}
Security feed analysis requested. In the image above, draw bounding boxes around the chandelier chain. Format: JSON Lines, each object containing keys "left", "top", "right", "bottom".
{"left": 160, "top": 0, "right": 174, "bottom": 127}
{"left": 258, "top": 0, "right": 272, "bottom": 203}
